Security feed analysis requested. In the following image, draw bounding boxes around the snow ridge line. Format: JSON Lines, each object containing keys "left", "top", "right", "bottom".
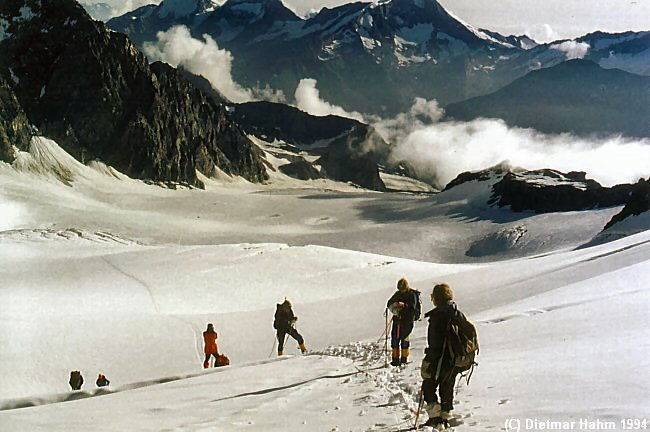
{"left": 100, "top": 256, "right": 203, "bottom": 362}
{"left": 100, "top": 256, "right": 161, "bottom": 314}
{"left": 0, "top": 356, "right": 296, "bottom": 411}
{"left": 478, "top": 286, "right": 647, "bottom": 325}
{"left": 209, "top": 363, "right": 384, "bottom": 404}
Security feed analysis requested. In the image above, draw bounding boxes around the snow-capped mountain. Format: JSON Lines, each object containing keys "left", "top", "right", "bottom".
{"left": 108, "top": 0, "right": 650, "bottom": 123}
{"left": 578, "top": 30, "right": 650, "bottom": 76}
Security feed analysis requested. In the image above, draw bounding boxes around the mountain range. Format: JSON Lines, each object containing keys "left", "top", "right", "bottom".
{"left": 1, "top": 0, "right": 648, "bottom": 201}
{"left": 107, "top": 0, "right": 650, "bottom": 136}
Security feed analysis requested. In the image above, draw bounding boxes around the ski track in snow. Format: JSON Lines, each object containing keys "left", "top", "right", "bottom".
{"left": 100, "top": 255, "right": 161, "bottom": 313}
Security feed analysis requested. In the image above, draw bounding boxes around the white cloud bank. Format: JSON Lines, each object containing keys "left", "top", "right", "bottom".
{"left": 143, "top": 26, "right": 252, "bottom": 103}
{"left": 291, "top": 85, "right": 649, "bottom": 189}
{"left": 143, "top": 25, "right": 285, "bottom": 104}
{"left": 551, "top": 40, "right": 591, "bottom": 60}
{"left": 294, "top": 78, "right": 365, "bottom": 122}
{"left": 380, "top": 105, "right": 650, "bottom": 188}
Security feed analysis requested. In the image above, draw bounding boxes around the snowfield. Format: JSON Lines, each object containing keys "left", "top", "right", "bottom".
{"left": 0, "top": 138, "right": 648, "bottom": 431}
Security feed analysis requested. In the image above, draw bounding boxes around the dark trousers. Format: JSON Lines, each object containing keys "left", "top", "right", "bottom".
{"left": 390, "top": 321, "right": 414, "bottom": 349}
{"left": 204, "top": 353, "right": 218, "bottom": 364}
{"left": 423, "top": 365, "right": 459, "bottom": 412}
{"left": 277, "top": 327, "right": 304, "bottom": 351}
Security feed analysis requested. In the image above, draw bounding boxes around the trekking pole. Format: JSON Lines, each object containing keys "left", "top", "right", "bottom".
{"left": 384, "top": 308, "right": 389, "bottom": 368}
{"left": 414, "top": 386, "right": 425, "bottom": 430}
{"left": 396, "top": 322, "right": 401, "bottom": 364}
{"left": 268, "top": 335, "right": 277, "bottom": 358}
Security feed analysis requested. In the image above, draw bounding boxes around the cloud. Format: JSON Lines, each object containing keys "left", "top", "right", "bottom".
{"left": 143, "top": 26, "right": 286, "bottom": 103}
{"left": 378, "top": 99, "right": 650, "bottom": 188}
{"left": 143, "top": 25, "right": 253, "bottom": 103}
{"left": 373, "top": 97, "right": 444, "bottom": 143}
{"left": 250, "top": 83, "right": 286, "bottom": 104}
{"left": 294, "top": 78, "right": 365, "bottom": 122}
{"left": 81, "top": 0, "right": 156, "bottom": 19}
{"left": 523, "top": 23, "right": 561, "bottom": 44}
{"left": 551, "top": 40, "right": 591, "bottom": 60}
{"left": 288, "top": 88, "right": 649, "bottom": 189}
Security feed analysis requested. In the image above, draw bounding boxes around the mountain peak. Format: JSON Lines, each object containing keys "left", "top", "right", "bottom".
{"left": 158, "top": 0, "right": 221, "bottom": 19}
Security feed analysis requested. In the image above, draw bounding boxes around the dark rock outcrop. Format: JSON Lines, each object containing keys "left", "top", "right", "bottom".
{"left": 279, "top": 159, "right": 322, "bottom": 180}
{"left": 603, "top": 179, "right": 650, "bottom": 229}
{"left": 178, "top": 67, "right": 231, "bottom": 106}
{"left": 0, "top": 76, "right": 31, "bottom": 162}
{"left": 445, "top": 165, "right": 641, "bottom": 214}
{"left": 233, "top": 101, "right": 397, "bottom": 191}
{"left": 232, "top": 101, "right": 361, "bottom": 146}
{"left": 317, "top": 126, "right": 386, "bottom": 191}
{"left": 442, "top": 162, "right": 512, "bottom": 191}
{"left": 490, "top": 169, "right": 636, "bottom": 213}
{"left": 0, "top": 0, "right": 267, "bottom": 186}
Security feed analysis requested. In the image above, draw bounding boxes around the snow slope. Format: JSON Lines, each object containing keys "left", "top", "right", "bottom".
{"left": 0, "top": 138, "right": 648, "bottom": 430}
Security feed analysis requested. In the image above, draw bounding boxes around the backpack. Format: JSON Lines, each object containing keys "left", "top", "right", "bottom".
{"left": 215, "top": 354, "right": 230, "bottom": 367}
{"left": 413, "top": 290, "right": 422, "bottom": 321}
{"left": 273, "top": 304, "right": 282, "bottom": 329}
{"left": 445, "top": 315, "right": 479, "bottom": 382}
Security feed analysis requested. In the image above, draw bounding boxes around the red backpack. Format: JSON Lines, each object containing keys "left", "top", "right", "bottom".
{"left": 215, "top": 354, "right": 230, "bottom": 367}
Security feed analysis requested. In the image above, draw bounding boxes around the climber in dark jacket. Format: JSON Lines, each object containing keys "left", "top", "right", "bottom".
{"left": 96, "top": 373, "right": 110, "bottom": 387}
{"left": 421, "top": 283, "right": 467, "bottom": 427}
{"left": 274, "top": 299, "right": 306, "bottom": 356}
{"left": 69, "top": 370, "right": 84, "bottom": 390}
{"left": 386, "top": 277, "right": 419, "bottom": 366}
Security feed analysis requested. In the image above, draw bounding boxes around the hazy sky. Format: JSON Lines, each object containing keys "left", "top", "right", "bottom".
{"left": 94, "top": 0, "right": 649, "bottom": 42}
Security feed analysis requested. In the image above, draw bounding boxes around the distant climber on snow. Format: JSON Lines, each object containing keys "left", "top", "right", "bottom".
{"left": 387, "top": 277, "right": 422, "bottom": 366}
{"left": 96, "top": 373, "right": 110, "bottom": 387}
{"left": 420, "top": 283, "right": 479, "bottom": 428}
{"left": 274, "top": 299, "right": 307, "bottom": 356}
{"left": 69, "top": 370, "right": 84, "bottom": 390}
{"left": 203, "top": 323, "right": 219, "bottom": 368}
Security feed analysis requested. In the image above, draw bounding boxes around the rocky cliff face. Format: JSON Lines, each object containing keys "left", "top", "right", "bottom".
{"left": 232, "top": 101, "right": 390, "bottom": 190}
{"left": 316, "top": 126, "right": 386, "bottom": 191}
{"left": 490, "top": 170, "right": 636, "bottom": 213}
{"left": 0, "top": 0, "right": 267, "bottom": 186}
{"left": 445, "top": 165, "right": 639, "bottom": 214}
{"left": 232, "top": 101, "right": 361, "bottom": 146}
{"left": 604, "top": 179, "right": 650, "bottom": 230}
{"left": 0, "top": 76, "right": 31, "bottom": 162}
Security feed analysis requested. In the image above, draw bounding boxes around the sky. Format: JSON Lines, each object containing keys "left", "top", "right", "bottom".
{"left": 90, "top": 0, "right": 650, "bottom": 42}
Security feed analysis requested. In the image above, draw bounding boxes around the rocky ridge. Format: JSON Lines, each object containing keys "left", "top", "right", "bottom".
{"left": 445, "top": 165, "right": 642, "bottom": 214}
{"left": 0, "top": 76, "right": 31, "bottom": 162}
{"left": 0, "top": 0, "right": 267, "bottom": 187}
